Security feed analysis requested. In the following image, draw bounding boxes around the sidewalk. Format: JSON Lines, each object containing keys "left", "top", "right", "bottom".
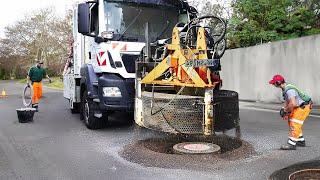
{"left": 240, "top": 100, "right": 320, "bottom": 116}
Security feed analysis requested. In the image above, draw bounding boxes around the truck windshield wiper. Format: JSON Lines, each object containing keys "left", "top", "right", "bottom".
{"left": 153, "top": 20, "right": 171, "bottom": 42}
{"left": 117, "top": 10, "right": 142, "bottom": 41}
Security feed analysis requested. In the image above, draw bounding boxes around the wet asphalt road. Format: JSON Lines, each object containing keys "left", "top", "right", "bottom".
{"left": 0, "top": 80, "right": 319, "bottom": 180}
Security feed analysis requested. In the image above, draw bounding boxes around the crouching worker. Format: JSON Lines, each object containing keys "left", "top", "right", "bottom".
{"left": 269, "top": 75, "right": 312, "bottom": 150}
{"left": 27, "top": 60, "right": 51, "bottom": 111}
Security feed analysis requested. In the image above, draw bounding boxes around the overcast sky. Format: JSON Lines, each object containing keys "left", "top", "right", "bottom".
{"left": 0, "top": 0, "right": 230, "bottom": 38}
{"left": 0, "top": 0, "right": 76, "bottom": 38}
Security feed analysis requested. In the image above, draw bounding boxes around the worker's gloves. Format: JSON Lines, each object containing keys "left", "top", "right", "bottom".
{"left": 280, "top": 107, "right": 286, "bottom": 118}
{"left": 27, "top": 82, "right": 31, "bottom": 87}
{"left": 280, "top": 107, "right": 290, "bottom": 119}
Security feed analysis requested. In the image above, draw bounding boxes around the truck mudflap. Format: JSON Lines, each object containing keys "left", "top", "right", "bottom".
{"left": 98, "top": 74, "right": 135, "bottom": 112}
{"left": 80, "top": 64, "right": 99, "bottom": 97}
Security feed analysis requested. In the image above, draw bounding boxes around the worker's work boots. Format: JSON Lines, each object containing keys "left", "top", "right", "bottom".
{"left": 280, "top": 144, "right": 296, "bottom": 150}
{"left": 297, "top": 141, "right": 306, "bottom": 147}
{"left": 297, "top": 136, "right": 306, "bottom": 147}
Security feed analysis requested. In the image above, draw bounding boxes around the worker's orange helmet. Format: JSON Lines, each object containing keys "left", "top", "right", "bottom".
{"left": 269, "top": 74, "right": 285, "bottom": 85}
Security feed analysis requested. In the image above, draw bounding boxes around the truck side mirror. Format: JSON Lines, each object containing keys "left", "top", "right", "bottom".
{"left": 78, "top": 3, "right": 90, "bottom": 35}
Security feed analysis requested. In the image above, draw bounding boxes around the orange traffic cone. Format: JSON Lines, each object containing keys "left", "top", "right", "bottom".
{"left": 0, "top": 88, "right": 7, "bottom": 98}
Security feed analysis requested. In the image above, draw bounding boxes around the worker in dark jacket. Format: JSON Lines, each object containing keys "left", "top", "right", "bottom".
{"left": 269, "top": 74, "right": 312, "bottom": 150}
{"left": 27, "top": 60, "right": 51, "bottom": 111}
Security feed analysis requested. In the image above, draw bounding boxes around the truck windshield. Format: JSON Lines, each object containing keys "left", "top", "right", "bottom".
{"left": 104, "top": 1, "right": 179, "bottom": 42}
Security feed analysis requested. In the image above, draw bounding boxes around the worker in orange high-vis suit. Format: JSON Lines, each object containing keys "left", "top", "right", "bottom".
{"left": 27, "top": 60, "right": 51, "bottom": 111}
{"left": 269, "top": 75, "right": 312, "bottom": 150}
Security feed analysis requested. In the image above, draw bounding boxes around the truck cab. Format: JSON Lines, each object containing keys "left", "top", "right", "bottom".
{"left": 64, "top": 0, "right": 195, "bottom": 129}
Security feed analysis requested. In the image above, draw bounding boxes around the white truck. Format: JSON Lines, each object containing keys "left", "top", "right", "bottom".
{"left": 64, "top": 0, "right": 196, "bottom": 129}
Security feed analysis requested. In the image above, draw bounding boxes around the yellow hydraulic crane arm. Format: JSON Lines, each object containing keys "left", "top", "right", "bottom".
{"left": 141, "top": 27, "right": 215, "bottom": 88}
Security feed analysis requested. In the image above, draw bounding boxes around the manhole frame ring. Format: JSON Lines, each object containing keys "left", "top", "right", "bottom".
{"left": 173, "top": 142, "right": 221, "bottom": 155}
{"left": 289, "top": 168, "right": 320, "bottom": 180}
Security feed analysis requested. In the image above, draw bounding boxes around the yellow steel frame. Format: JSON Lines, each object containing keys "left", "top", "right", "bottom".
{"left": 141, "top": 27, "right": 217, "bottom": 88}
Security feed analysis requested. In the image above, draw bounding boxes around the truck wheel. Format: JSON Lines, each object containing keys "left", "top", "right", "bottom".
{"left": 81, "top": 90, "right": 105, "bottom": 129}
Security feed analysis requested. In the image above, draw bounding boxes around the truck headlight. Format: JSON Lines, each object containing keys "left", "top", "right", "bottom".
{"left": 103, "top": 87, "right": 122, "bottom": 97}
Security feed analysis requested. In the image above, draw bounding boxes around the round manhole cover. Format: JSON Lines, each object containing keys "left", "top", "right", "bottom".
{"left": 289, "top": 169, "right": 320, "bottom": 180}
{"left": 173, "top": 142, "right": 221, "bottom": 154}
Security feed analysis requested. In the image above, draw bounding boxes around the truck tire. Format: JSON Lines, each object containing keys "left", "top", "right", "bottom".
{"left": 81, "top": 90, "right": 106, "bottom": 129}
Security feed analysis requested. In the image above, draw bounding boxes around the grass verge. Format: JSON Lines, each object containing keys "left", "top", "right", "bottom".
{"left": 18, "top": 77, "right": 64, "bottom": 90}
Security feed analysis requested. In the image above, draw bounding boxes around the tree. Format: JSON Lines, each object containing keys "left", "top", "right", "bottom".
{"left": 0, "top": 7, "right": 72, "bottom": 79}
{"left": 188, "top": 0, "right": 202, "bottom": 11}
{"left": 188, "top": 0, "right": 232, "bottom": 19}
{"left": 228, "top": 0, "right": 320, "bottom": 48}
{"left": 291, "top": 0, "right": 320, "bottom": 27}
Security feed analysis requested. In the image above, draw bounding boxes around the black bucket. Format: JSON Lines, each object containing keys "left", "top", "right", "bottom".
{"left": 16, "top": 108, "right": 36, "bottom": 123}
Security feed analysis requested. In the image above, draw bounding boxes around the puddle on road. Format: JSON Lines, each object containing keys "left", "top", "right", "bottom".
{"left": 120, "top": 134, "right": 255, "bottom": 170}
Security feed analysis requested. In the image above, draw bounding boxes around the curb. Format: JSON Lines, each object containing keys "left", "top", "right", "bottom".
{"left": 240, "top": 101, "right": 320, "bottom": 116}
{"left": 43, "top": 85, "right": 63, "bottom": 91}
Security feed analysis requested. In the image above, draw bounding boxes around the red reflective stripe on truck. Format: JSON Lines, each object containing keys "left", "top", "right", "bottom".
{"left": 112, "top": 43, "right": 119, "bottom": 49}
{"left": 96, "top": 51, "right": 107, "bottom": 66}
{"left": 120, "top": 44, "right": 127, "bottom": 51}
{"left": 101, "top": 59, "right": 107, "bottom": 66}
{"left": 99, "top": 52, "right": 105, "bottom": 57}
{"left": 96, "top": 56, "right": 101, "bottom": 66}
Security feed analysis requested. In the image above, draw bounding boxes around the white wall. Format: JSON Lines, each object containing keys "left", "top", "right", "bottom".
{"left": 221, "top": 35, "right": 320, "bottom": 104}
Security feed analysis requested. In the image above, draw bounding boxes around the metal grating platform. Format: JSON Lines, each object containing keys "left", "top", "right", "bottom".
{"left": 142, "top": 92, "right": 204, "bottom": 134}
{"left": 140, "top": 90, "right": 240, "bottom": 134}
